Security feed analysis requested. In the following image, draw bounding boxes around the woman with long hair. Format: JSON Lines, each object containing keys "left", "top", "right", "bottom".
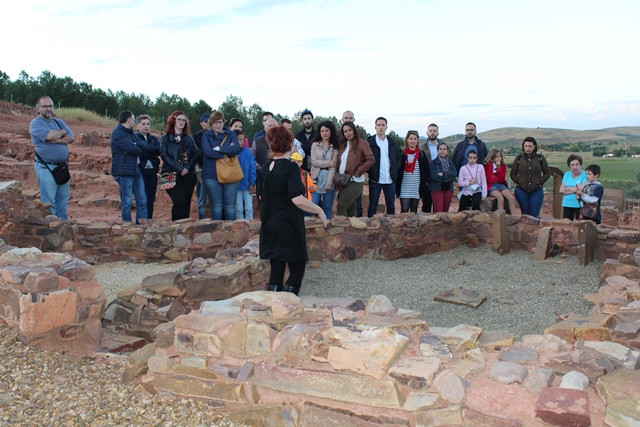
{"left": 510, "top": 136, "right": 551, "bottom": 217}
{"left": 483, "top": 148, "right": 516, "bottom": 213}
{"left": 160, "top": 110, "right": 199, "bottom": 220}
{"left": 309, "top": 120, "right": 339, "bottom": 218}
{"left": 335, "top": 122, "right": 375, "bottom": 217}
{"left": 429, "top": 142, "right": 457, "bottom": 212}
{"left": 201, "top": 110, "right": 243, "bottom": 220}
{"left": 397, "top": 130, "right": 429, "bottom": 213}
{"left": 260, "top": 125, "right": 328, "bottom": 295}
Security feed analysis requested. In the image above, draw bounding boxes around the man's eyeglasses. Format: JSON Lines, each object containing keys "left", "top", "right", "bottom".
{"left": 39, "top": 104, "right": 54, "bottom": 108}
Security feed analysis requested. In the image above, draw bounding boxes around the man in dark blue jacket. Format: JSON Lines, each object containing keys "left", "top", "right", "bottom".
{"left": 111, "top": 110, "right": 148, "bottom": 223}
{"left": 452, "top": 122, "right": 488, "bottom": 171}
{"left": 366, "top": 117, "right": 401, "bottom": 217}
{"left": 135, "top": 114, "right": 161, "bottom": 219}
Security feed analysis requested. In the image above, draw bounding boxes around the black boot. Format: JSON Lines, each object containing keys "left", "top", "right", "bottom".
{"left": 283, "top": 285, "right": 300, "bottom": 296}
{"left": 267, "top": 284, "right": 282, "bottom": 292}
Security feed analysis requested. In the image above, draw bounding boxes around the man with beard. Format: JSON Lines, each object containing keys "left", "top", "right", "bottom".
{"left": 420, "top": 123, "right": 441, "bottom": 212}
{"left": 29, "top": 95, "right": 74, "bottom": 220}
{"left": 452, "top": 122, "right": 488, "bottom": 171}
{"left": 294, "top": 109, "right": 315, "bottom": 171}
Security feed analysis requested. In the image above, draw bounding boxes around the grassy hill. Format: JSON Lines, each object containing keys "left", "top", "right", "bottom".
{"left": 444, "top": 126, "right": 640, "bottom": 147}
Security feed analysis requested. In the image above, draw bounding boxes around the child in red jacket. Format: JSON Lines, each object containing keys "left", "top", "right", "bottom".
{"left": 290, "top": 152, "right": 317, "bottom": 201}
{"left": 484, "top": 148, "right": 516, "bottom": 214}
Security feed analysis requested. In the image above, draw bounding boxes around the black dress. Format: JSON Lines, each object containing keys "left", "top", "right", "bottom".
{"left": 259, "top": 159, "right": 308, "bottom": 262}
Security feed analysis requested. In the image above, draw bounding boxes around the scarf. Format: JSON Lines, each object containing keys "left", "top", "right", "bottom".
{"left": 438, "top": 156, "right": 450, "bottom": 172}
{"left": 403, "top": 146, "right": 420, "bottom": 173}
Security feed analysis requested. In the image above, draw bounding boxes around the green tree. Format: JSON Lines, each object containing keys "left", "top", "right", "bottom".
{"left": 388, "top": 130, "right": 404, "bottom": 149}
{"left": 0, "top": 70, "right": 9, "bottom": 100}
{"left": 245, "top": 103, "right": 265, "bottom": 142}
{"left": 217, "top": 94, "right": 244, "bottom": 123}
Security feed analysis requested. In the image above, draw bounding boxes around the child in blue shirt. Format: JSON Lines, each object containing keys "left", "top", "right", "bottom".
{"left": 235, "top": 130, "right": 257, "bottom": 219}
{"left": 578, "top": 164, "right": 604, "bottom": 224}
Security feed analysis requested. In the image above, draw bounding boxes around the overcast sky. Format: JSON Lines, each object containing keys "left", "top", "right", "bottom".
{"left": 5, "top": 0, "right": 640, "bottom": 137}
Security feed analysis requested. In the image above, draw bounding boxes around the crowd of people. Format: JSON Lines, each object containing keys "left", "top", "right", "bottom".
{"left": 30, "top": 95, "right": 607, "bottom": 295}
{"left": 29, "top": 96, "right": 605, "bottom": 226}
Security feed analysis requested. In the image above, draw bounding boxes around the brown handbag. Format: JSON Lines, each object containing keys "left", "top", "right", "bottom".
{"left": 215, "top": 135, "right": 244, "bottom": 183}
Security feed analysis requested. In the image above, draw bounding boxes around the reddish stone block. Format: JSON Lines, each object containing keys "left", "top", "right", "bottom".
{"left": 23, "top": 268, "right": 59, "bottom": 293}
{"left": 19, "top": 288, "right": 77, "bottom": 336}
{"left": 70, "top": 280, "right": 105, "bottom": 304}
{"left": 534, "top": 388, "right": 591, "bottom": 427}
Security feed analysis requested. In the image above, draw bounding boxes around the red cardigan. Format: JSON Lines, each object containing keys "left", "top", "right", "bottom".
{"left": 484, "top": 163, "right": 508, "bottom": 192}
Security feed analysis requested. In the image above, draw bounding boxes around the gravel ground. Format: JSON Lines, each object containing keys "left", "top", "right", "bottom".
{"left": 303, "top": 245, "right": 603, "bottom": 337}
{"left": 0, "top": 324, "right": 235, "bottom": 426}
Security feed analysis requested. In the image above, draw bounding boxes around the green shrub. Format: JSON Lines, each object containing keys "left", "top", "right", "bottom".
{"left": 55, "top": 108, "right": 115, "bottom": 127}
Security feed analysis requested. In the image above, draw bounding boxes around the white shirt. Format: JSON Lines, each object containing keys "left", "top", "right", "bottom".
{"left": 376, "top": 135, "right": 392, "bottom": 184}
{"left": 427, "top": 140, "right": 438, "bottom": 161}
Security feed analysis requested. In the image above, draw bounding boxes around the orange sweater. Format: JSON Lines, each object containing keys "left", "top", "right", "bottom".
{"left": 300, "top": 169, "right": 317, "bottom": 200}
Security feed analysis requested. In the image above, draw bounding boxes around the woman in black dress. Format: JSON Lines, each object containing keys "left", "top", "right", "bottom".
{"left": 260, "top": 125, "right": 328, "bottom": 295}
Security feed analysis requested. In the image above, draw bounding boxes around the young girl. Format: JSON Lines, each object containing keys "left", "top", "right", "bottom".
{"left": 235, "top": 130, "right": 257, "bottom": 219}
{"left": 429, "top": 142, "right": 457, "bottom": 212}
{"left": 457, "top": 150, "right": 487, "bottom": 211}
{"left": 484, "top": 148, "right": 516, "bottom": 214}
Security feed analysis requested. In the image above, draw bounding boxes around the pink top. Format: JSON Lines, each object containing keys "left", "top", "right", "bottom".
{"left": 458, "top": 163, "right": 487, "bottom": 198}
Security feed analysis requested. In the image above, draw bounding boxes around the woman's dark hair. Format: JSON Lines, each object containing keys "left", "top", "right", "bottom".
{"left": 165, "top": 110, "right": 190, "bottom": 135}
{"left": 437, "top": 141, "right": 449, "bottom": 155}
{"left": 521, "top": 136, "right": 538, "bottom": 153}
{"left": 229, "top": 117, "right": 243, "bottom": 128}
{"left": 566, "top": 154, "right": 583, "bottom": 167}
{"left": 267, "top": 125, "right": 293, "bottom": 154}
{"left": 340, "top": 121, "right": 359, "bottom": 150}
{"left": 312, "top": 120, "right": 339, "bottom": 147}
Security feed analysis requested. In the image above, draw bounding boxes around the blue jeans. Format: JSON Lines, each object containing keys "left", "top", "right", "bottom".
{"left": 236, "top": 190, "right": 253, "bottom": 219}
{"left": 312, "top": 189, "right": 335, "bottom": 219}
{"left": 203, "top": 178, "right": 239, "bottom": 220}
{"left": 35, "top": 161, "right": 70, "bottom": 220}
{"left": 114, "top": 169, "right": 148, "bottom": 223}
{"left": 514, "top": 187, "right": 544, "bottom": 217}
{"left": 196, "top": 180, "right": 208, "bottom": 220}
{"left": 368, "top": 181, "right": 396, "bottom": 217}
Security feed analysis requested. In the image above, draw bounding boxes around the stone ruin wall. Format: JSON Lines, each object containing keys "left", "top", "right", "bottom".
{"left": 1, "top": 180, "right": 639, "bottom": 267}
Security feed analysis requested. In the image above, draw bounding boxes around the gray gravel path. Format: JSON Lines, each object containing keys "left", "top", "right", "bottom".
{"left": 302, "top": 245, "right": 603, "bottom": 337}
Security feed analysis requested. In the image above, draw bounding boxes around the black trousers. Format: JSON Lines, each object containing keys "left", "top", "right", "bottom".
{"left": 459, "top": 192, "right": 482, "bottom": 211}
{"left": 421, "top": 190, "right": 433, "bottom": 213}
{"left": 140, "top": 166, "right": 158, "bottom": 219}
{"left": 563, "top": 207, "right": 581, "bottom": 220}
{"left": 269, "top": 259, "right": 307, "bottom": 288}
{"left": 166, "top": 173, "right": 197, "bottom": 220}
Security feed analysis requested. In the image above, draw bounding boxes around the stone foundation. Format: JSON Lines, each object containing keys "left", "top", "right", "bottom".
{"left": 0, "top": 247, "right": 104, "bottom": 353}
{"left": 125, "top": 274, "right": 640, "bottom": 426}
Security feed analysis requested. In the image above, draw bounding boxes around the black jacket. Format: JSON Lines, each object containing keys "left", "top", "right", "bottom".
{"left": 136, "top": 131, "right": 161, "bottom": 173}
{"left": 429, "top": 156, "right": 458, "bottom": 191}
{"left": 295, "top": 127, "right": 316, "bottom": 171}
{"left": 160, "top": 134, "right": 199, "bottom": 174}
{"left": 366, "top": 135, "right": 401, "bottom": 183}
{"left": 396, "top": 149, "right": 429, "bottom": 198}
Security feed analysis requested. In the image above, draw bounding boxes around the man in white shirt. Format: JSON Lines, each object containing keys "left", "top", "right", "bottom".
{"left": 366, "top": 117, "right": 401, "bottom": 217}
{"left": 420, "top": 123, "right": 441, "bottom": 212}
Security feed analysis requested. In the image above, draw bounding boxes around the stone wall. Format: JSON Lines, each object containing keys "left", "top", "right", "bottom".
{"left": 2, "top": 180, "right": 639, "bottom": 267}
{"left": 123, "top": 278, "right": 640, "bottom": 426}
{"left": 0, "top": 247, "right": 104, "bottom": 353}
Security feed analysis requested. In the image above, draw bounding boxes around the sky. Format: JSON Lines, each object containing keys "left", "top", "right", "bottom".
{"left": 4, "top": 0, "right": 640, "bottom": 138}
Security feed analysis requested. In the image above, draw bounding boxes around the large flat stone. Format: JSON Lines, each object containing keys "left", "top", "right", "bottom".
{"left": 534, "top": 388, "right": 590, "bottom": 427}
{"left": 489, "top": 361, "right": 528, "bottom": 385}
{"left": 388, "top": 356, "right": 441, "bottom": 390}
{"left": 440, "top": 324, "right": 482, "bottom": 349}
{"left": 252, "top": 362, "right": 404, "bottom": 408}
{"left": 143, "top": 373, "right": 247, "bottom": 403}
{"left": 595, "top": 369, "right": 640, "bottom": 426}
{"left": 298, "top": 402, "right": 410, "bottom": 427}
{"left": 581, "top": 340, "right": 640, "bottom": 369}
{"left": 327, "top": 327, "right": 408, "bottom": 379}
{"left": 498, "top": 347, "right": 538, "bottom": 364}
{"left": 19, "top": 288, "right": 77, "bottom": 336}
{"left": 545, "top": 313, "right": 614, "bottom": 343}
{"left": 433, "top": 287, "right": 487, "bottom": 308}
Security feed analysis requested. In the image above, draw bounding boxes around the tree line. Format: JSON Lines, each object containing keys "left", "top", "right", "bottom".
{"left": 0, "top": 69, "right": 395, "bottom": 143}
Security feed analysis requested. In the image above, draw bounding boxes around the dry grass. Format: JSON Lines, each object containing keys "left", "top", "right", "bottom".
{"left": 55, "top": 108, "right": 116, "bottom": 127}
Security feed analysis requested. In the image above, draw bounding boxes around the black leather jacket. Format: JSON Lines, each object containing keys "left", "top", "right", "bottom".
{"left": 160, "top": 133, "right": 199, "bottom": 174}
